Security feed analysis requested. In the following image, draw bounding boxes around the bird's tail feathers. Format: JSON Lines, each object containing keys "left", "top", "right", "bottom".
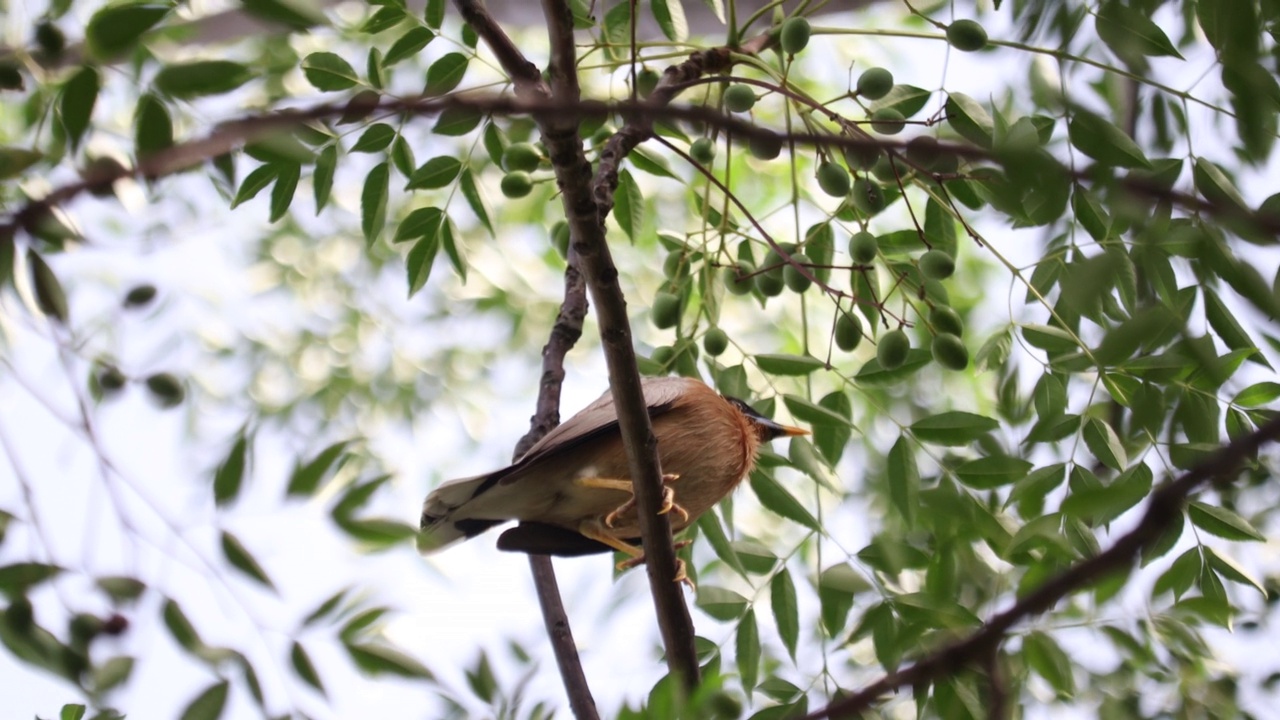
{"left": 418, "top": 473, "right": 498, "bottom": 553}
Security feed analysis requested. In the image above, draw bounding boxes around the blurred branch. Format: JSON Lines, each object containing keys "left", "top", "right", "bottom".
{"left": 803, "top": 413, "right": 1280, "bottom": 719}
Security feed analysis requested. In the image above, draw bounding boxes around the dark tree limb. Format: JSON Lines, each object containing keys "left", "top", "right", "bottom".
{"left": 803, "top": 413, "right": 1280, "bottom": 719}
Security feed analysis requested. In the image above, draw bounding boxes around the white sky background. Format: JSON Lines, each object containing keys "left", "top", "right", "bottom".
{"left": 3, "top": 0, "right": 1280, "bottom": 718}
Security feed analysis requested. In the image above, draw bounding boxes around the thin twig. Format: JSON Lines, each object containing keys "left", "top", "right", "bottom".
{"left": 803, "top": 413, "right": 1280, "bottom": 719}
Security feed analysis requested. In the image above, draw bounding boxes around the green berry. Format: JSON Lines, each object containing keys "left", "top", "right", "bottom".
{"left": 850, "top": 178, "right": 886, "bottom": 215}
{"left": 877, "top": 329, "right": 910, "bottom": 369}
{"left": 849, "top": 231, "right": 878, "bottom": 264}
{"left": 947, "top": 19, "right": 988, "bottom": 52}
{"left": 35, "top": 21, "right": 66, "bottom": 57}
{"left": 96, "top": 364, "right": 127, "bottom": 394}
{"left": 783, "top": 252, "right": 812, "bottom": 292}
{"left": 651, "top": 291, "right": 682, "bottom": 329}
{"left": 636, "top": 67, "right": 660, "bottom": 97}
{"left": 931, "top": 332, "right": 969, "bottom": 370}
{"left": 500, "top": 171, "right": 533, "bottom": 198}
{"left": 755, "top": 270, "right": 785, "bottom": 297}
{"left": 856, "top": 67, "right": 894, "bottom": 100}
{"left": 906, "top": 135, "right": 941, "bottom": 169}
{"left": 124, "top": 284, "right": 157, "bottom": 308}
{"left": 870, "top": 108, "right": 905, "bottom": 135}
{"left": 690, "top": 138, "right": 716, "bottom": 164}
{"left": 651, "top": 345, "right": 675, "bottom": 366}
{"left": 551, "top": 221, "right": 571, "bottom": 258}
{"left": 502, "top": 142, "right": 541, "bottom": 172}
{"left": 145, "top": 373, "right": 185, "bottom": 408}
{"left": 816, "top": 161, "right": 851, "bottom": 197}
{"left": 663, "top": 250, "right": 690, "bottom": 280}
{"left": 929, "top": 305, "right": 964, "bottom": 336}
{"left": 834, "top": 313, "right": 863, "bottom": 351}
{"left": 779, "top": 17, "right": 811, "bottom": 55}
{"left": 703, "top": 327, "right": 729, "bottom": 356}
{"left": 844, "top": 143, "right": 880, "bottom": 171}
{"left": 724, "top": 84, "right": 756, "bottom": 113}
{"left": 919, "top": 249, "right": 955, "bottom": 280}
{"left": 723, "top": 259, "right": 756, "bottom": 295}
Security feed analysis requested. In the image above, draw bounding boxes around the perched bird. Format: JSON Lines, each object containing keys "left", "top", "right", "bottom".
{"left": 419, "top": 376, "right": 807, "bottom": 581}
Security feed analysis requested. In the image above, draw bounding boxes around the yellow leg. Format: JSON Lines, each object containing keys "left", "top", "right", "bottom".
{"left": 578, "top": 521, "right": 694, "bottom": 589}
{"left": 574, "top": 475, "right": 689, "bottom": 529}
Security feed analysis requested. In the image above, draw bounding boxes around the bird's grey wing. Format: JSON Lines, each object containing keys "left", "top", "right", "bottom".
{"left": 496, "top": 522, "right": 632, "bottom": 556}
{"left": 474, "top": 377, "right": 692, "bottom": 496}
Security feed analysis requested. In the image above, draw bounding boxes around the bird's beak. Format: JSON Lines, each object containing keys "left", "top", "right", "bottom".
{"left": 759, "top": 418, "right": 809, "bottom": 441}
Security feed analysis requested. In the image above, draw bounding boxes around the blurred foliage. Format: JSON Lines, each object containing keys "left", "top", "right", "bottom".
{"left": 2, "top": 0, "right": 1280, "bottom": 718}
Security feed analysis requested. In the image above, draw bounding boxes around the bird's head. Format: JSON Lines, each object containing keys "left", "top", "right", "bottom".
{"left": 725, "top": 397, "right": 809, "bottom": 442}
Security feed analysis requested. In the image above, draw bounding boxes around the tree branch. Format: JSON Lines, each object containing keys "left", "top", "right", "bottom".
{"left": 803, "top": 413, "right": 1280, "bottom": 719}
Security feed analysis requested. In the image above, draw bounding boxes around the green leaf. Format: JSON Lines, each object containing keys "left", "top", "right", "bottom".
{"left": 290, "top": 641, "right": 326, "bottom": 694}
{"left": 313, "top": 145, "right": 336, "bottom": 213}
{"left": 628, "top": 146, "right": 678, "bottom": 178}
{"left": 1204, "top": 547, "right": 1266, "bottom": 597}
{"left": 748, "top": 471, "right": 821, "bottom": 531}
{"left": 818, "top": 563, "right": 864, "bottom": 636}
{"left": 910, "top": 411, "right": 998, "bottom": 446}
{"left": 213, "top": 432, "right": 249, "bottom": 506}
{"left": 1204, "top": 287, "right": 1270, "bottom": 368}
{"left": 1068, "top": 110, "right": 1149, "bottom": 168}
{"left": 91, "top": 656, "right": 134, "bottom": 693}
{"left": 1096, "top": 2, "right": 1183, "bottom": 62}
{"left": 60, "top": 66, "right": 100, "bottom": 150}
{"left": 220, "top": 531, "right": 275, "bottom": 590}
{"left": 0, "top": 562, "right": 63, "bottom": 597}
{"left": 241, "top": 0, "right": 325, "bottom": 29}
{"left": 1023, "top": 631, "right": 1075, "bottom": 698}
{"left": 439, "top": 214, "right": 466, "bottom": 281}
{"left": 27, "top": 250, "right": 69, "bottom": 324}
{"left": 945, "top": 93, "right": 994, "bottom": 147}
{"left": 1233, "top": 382, "right": 1280, "bottom": 407}
{"left": 345, "top": 642, "right": 432, "bottom": 678}
{"left": 696, "top": 511, "right": 746, "bottom": 578}
{"left": 86, "top": 3, "right": 169, "bottom": 59}
{"left": 1082, "top": 417, "right": 1127, "bottom": 471}
{"left": 755, "top": 353, "right": 825, "bottom": 376}
{"left": 179, "top": 680, "right": 229, "bottom": 720}
{"left": 1061, "top": 463, "right": 1151, "bottom": 525}
{"left": 736, "top": 608, "right": 759, "bottom": 691}
{"left": 458, "top": 168, "right": 493, "bottom": 235}
{"left": 268, "top": 162, "right": 300, "bottom": 222}
{"left": 1153, "top": 547, "right": 1200, "bottom": 600}
{"left": 363, "top": 6, "right": 405, "bottom": 33}
{"left": 433, "top": 106, "right": 482, "bottom": 136}
{"left": 337, "top": 518, "right": 417, "bottom": 549}
{"left": 651, "top": 0, "right": 688, "bottom": 41}
{"left": 287, "top": 440, "right": 350, "bottom": 497}
{"left": 96, "top": 575, "right": 146, "bottom": 602}
{"left": 1187, "top": 502, "right": 1264, "bottom": 541}
{"left": 301, "top": 52, "right": 359, "bottom": 91}
{"left": 361, "top": 162, "right": 390, "bottom": 245}
{"left": 870, "top": 84, "right": 931, "bottom": 118}
{"left": 954, "top": 456, "right": 1033, "bottom": 489}
{"left": 135, "top": 93, "right": 173, "bottom": 156}
{"left": 0, "top": 147, "right": 42, "bottom": 180}
{"left": 854, "top": 349, "right": 932, "bottom": 384}
{"left": 407, "top": 234, "right": 440, "bottom": 297}
{"left": 771, "top": 568, "right": 799, "bottom": 661}
{"left": 155, "top": 61, "right": 251, "bottom": 98}
{"left": 1192, "top": 157, "right": 1248, "bottom": 211}
{"left": 406, "top": 156, "right": 461, "bottom": 190}
{"left": 394, "top": 206, "right": 445, "bottom": 243}
{"left": 425, "top": 0, "right": 446, "bottom": 28}
{"left": 351, "top": 123, "right": 396, "bottom": 153}
{"left": 302, "top": 587, "right": 350, "bottom": 627}
{"left": 162, "top": 599, "right": 203, "bottom": 652}
{"left": 695, "top": 586, "right": 748, "bottom": 621}
{"left": 887, "top": 435, "right": 919, "bottom": 525}
{"left": 231, "top": 164, "right": 278, "bottom": 208}
{"left": 425, "top": 52, "right": 468, "bottom": 95}
{"left": 614, "top": 169, "right": 644, "bottom": 241}
{"left": 383, "top": 26, "right": 434, "bottom": 65}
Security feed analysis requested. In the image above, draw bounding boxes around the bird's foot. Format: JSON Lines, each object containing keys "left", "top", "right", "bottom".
{"left": 616, "top": 542, "right": 695, "bottom": 589}
{"left": 603, "top": 474, "right": 687, "bottom": 529}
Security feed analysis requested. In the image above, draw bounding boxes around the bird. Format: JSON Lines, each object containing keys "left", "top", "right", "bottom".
{"left": 419, "top": 376, "right": 807, "bottom": 583}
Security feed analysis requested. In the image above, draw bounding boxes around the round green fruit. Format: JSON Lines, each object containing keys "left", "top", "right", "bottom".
{"left": 870, "top": 108, "right": 905, "bottom": 135}
{"left": 690, "top": 138, "right": 716, "bottom": 164}
{"left": 145, "top": 373, "right": 185, "bottom": 408}
{"left": 783, "top": 252, "right": 812, "bottom": 292}
{"left": 663, "top": 250, "right": 690, "bottom": 280}
{"left": 834, "top": 313, "right": 863, "bottom": 351}
{"left": 780, "top": 17, "right": 812, "bottom": 54}
{"left": 501, "top": 142, "right": 541, "bottom": 172}
{"left": 931, "top": 332, "right": 969, "bottom": 370}
{"left": 724, "top": 84, "right": 756, "bottom": 113}
{"left": 919, "top": 249, "right": 955, "bottom": 279}
{"left": 850, "top": 178, "right": 886, "bottom": 215}
{"left": 551, "top": 221, "right": 571, "bottom": 258}
{"left": 500, "top": 171, "right": 533, "bottom": 198}
{"left": 816, "top": 161, "right": 851, "bottom": 197}
{"left": 856, "top": 67, "right": 894, "bottom": 100}
{"left": 849, "top": 231, "right": 878, "bottom": 264}
{"left": 651, "top": 291, "right": 682, "bottom": 329}
{"left": 755, "top": 271, "right": 785, "bottom": 297}
{"left": 929, "top": 305, "right": 964, "bottom": 336}
{"left": 96, "top": 364, "right": 127, "bottom": 394}
{"left": 877, "top": 329, "right": 910, "bottom": 369}
{"left": 947, "top": 19, "right": 988, "bottom": 52}
{"left": 636, "top": 67, "right": 660, "bottom": 97}
{"left": 123, "top": 284, "right": 157, "bottom": 308}
{"left": 723, "top": 259, "right": 756, "bottom": 295}
{"left": 906, "top": 135, "right": 941, "bottom": 169}
{"left": 651, "top": 345, "right": 675, "bottom": 366}
{"left": 703, "top": 327, "right": 729, "bottom": 356}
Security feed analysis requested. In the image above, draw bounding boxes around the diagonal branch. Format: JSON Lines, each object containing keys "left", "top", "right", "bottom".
{"left": 803, "top": 412, "right": 1280, "bottom": 719}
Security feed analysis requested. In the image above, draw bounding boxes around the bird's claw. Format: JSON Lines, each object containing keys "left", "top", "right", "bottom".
{"left": 616, "top": 542, "right": 695, "bottom": 590}
{"left": 603, "top": 474, "right": 686, "bottom": 528}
